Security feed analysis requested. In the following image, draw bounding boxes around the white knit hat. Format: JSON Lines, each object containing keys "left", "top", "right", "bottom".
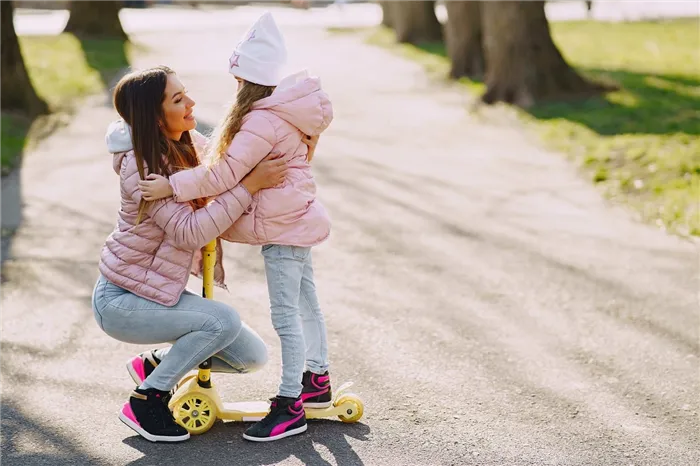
{"left": 228, "top": 12, "right": 288, "bottom": 87}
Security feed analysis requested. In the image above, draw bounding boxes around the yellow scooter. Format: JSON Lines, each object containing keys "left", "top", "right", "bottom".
{"left": 167, "top": 241, "right": 365, "bottom": 435}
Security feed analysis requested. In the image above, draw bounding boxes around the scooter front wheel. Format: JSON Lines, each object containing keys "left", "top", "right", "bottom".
{"left": 171, "top": 393, "right": 218, "bottom": 435}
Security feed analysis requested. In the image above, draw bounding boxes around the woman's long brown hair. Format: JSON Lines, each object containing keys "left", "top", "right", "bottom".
{"left": 208, "top": 79, "right": 275, "bottom": 165}
{"left": 112, "top": 66, "right": 206, "bottom": 223}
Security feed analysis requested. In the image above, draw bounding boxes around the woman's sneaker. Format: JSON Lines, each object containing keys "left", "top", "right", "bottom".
{"left": 242, "top": 396, "right": 307, "bottom": 442}
{"left": 126, "top": 350, "right": 161, "bottom": 385}
{"left": 118, "top": 387, "right": 190, "bottom": 443}
{"left": 301, "top": 371, "right": 332, "bottom": 408}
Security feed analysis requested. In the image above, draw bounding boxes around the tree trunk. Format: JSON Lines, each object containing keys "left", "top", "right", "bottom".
{"left": 64, "top": 1, "right": 127, "bottom": 39}
{"left": 1, "top": 2, "right": 48, "bottom": 115}
{"left": 391, "top": 1, "right": 442, "bottom": 44}
{"left": 445, "top": 1, "right": 484, "bottom": 79}
{"left": 481, "top": 1, "right": 603, "bottom": 107}
{"left": 378, "top": 1, "right": 394, "bottom": 28}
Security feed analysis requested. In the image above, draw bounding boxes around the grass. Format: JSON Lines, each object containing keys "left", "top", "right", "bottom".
{"left": 1, "top": 115, "right": 31, "bottom": 175}
{"left": 366, "top": 19, "right": 700, "bottom": 237}
{"left": 1, "top": 33, "right": 131, "bottom": 175}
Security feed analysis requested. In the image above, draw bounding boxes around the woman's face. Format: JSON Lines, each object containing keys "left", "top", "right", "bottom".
{"left": 161, "top": 73, "right": 196, "bottom": 138}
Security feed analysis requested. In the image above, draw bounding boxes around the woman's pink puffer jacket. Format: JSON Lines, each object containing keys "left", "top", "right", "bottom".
{"left": 98, "top": 128, "right": 252, "bottom": 306}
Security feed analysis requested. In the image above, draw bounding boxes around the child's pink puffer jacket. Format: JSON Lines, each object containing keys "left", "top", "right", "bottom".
{"left": 168, "top": 73, "right": 333, "bottom": 247}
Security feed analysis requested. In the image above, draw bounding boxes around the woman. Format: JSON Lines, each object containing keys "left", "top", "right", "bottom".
{"left": 92, "top": 66, "right": 287, "bottom": 443}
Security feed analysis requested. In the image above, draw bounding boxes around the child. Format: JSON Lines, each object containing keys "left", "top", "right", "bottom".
{"left": 138, "top": 12, "right": 334, "bottom": 442}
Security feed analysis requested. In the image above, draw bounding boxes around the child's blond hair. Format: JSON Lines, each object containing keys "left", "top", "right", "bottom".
{"left": 208, "top": 80, "right": 275, "bottom": 164}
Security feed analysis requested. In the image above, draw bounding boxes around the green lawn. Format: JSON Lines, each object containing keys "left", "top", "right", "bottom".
{"left": 1, "top": 33, "right": 130, "bottom": 175}
{"left": 1, "top": 114, "right": 31, "bottom": 175}
{"left": 367, "top": 19, "right": 700, "bottom": 237}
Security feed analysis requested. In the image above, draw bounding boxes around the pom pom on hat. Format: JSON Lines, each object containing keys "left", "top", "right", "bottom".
{"left": 228, "top": 12, "right": 287, "bottom": 87}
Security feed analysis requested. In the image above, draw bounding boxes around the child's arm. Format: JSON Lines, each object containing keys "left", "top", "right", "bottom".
{"left": 170, "top": 115, "right": 277, "bottom": 202}
{"left": 122, "top": 156, "right": 253, "bottom": 250}
{"left": 124, "top": 154, "right": 287, "bottom": 249}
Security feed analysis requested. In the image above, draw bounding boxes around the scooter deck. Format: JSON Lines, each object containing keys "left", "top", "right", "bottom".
{"left": 219, "top": 400, "right": 348, "bottom": 422}
{"left": 170, "top": 377, "right": 362, "bottom": 424}
{"left": 220, "top": 401, "right": 268, "bottom": 422}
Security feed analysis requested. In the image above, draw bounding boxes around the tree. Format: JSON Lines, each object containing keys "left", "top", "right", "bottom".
{"left": 481, "top": 1, "right": 603, "bottom": 107}
{"left": 1, "top": 2, "right": 48, "bottom": 115}
{"left": 390, "top": 1, "right": 442, "bottom": 45}
{"left": 444, "top": 1, "right": 484, "bottom": 79}
{"left": 378, "top": 1, "right": 394, "bottom": 29}
{"left": 64, "top": 1, "right": 127, "bottom": 39}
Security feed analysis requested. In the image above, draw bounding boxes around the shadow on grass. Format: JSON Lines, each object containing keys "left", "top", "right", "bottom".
{"left": 526, "top": 68, "right": 700, "bottom": 136}
{"left": 414, "top": 40, "right": 448, "bottom": 59}
{"left": 77, "top": 35, "right": 131, "bottom": 103}
{"left": 1, "top": 33, "right": 131, "bottom": 175}
{"left": 378, "top": 32, "right": 699, "bottom": 139}
{"left": 1, "top": 34, "right": 131, "bottom": 273}
{"left": 1, "top": 114, "right": 32, "bottom": 176}
{"left": 415, "top": 41, "right": 700, "bottom": 137}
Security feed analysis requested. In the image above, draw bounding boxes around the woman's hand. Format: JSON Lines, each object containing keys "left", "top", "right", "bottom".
{"left": 138, "top": 174, "right": 173, "bottom": 201}
{"left": 303, "top": 134, "right": 319, "bottom": 163}
{"left": 241, "top": 155, "right": 288, "bottom": 195}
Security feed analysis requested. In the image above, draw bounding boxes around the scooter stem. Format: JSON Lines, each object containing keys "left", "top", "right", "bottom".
{"left": 198, "top": 239, "right": 217, "bottom": 388}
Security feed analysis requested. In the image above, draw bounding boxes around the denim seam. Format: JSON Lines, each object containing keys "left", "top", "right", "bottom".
{"left": 93, "top": 279, "right": 107, "bottom": 328}
{"left": 97, "top": 279, "right": 126, "bottom": 311}
{"left": 215, "top": 352, "right": 246, "bottom": 373}
{"left": 105, "top": 298, "right": 206, "bottom": 314}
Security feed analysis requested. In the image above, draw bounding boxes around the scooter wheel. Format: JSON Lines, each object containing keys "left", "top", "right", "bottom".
{"left": 335, "top": 394, "right": 364, "bottom": 423}
{"left": 171, "top": 393, "right": 218, "bottom": 435}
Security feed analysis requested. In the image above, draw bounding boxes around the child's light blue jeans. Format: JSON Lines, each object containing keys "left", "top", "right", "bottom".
{"left": 92, "top": 274, "right": 268, "bottom": 392}
{"left": 262, "top": 245, "right": 329, "bottom": 398}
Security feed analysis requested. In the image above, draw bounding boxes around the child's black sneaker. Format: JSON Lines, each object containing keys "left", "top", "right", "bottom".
{"left": 242, "top": 396, "right": 307, "bottom": 442}
{"left": 301, "top": 370, "right": 332, "bottom": 408}
{"left": 118, "top": 387, "right": 190, "bottom": 443}
{"left": 126, "top": 350, "right": 161, "bottom": 385}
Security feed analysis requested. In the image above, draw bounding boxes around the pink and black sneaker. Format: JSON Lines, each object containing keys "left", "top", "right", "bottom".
{"left": 126, "top": 350, "right": 161, "bottom": 385}
{"left": 242, "top": 396, "right": 307, "bottom": 442}
{"left": 301, "top": 371, "right": 332, "bottom": 408}
{"left": 118, "top": 387, "right": 190, "bottom": 443}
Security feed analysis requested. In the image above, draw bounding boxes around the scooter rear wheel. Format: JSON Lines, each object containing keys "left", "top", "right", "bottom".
{"left": 335, "top": 394, "right": 364, "bottom": 423}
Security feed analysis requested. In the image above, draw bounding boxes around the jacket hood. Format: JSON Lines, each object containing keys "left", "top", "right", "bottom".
{"left": 105, "top": 119, "right": 133, "bottom": 175}
{"left": 106, "top": 119, "right": 133, "bottom": 153}
{"left": 105, "top": 122, "right": 209, "bottom": 176}
{"left": 252, "top": 70, "right": 333, "bottom": 136}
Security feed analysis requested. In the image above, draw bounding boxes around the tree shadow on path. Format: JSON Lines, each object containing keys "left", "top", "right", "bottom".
{"left": 123, "top": 420, "right": 370, "bottom": 466}
{"left": 1, "top": 401, "right": 107, "bottom": 466}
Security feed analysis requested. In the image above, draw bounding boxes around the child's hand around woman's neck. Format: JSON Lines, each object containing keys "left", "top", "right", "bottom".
{"left": 139, "top": 174, "right": 174, "bottom": 201}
